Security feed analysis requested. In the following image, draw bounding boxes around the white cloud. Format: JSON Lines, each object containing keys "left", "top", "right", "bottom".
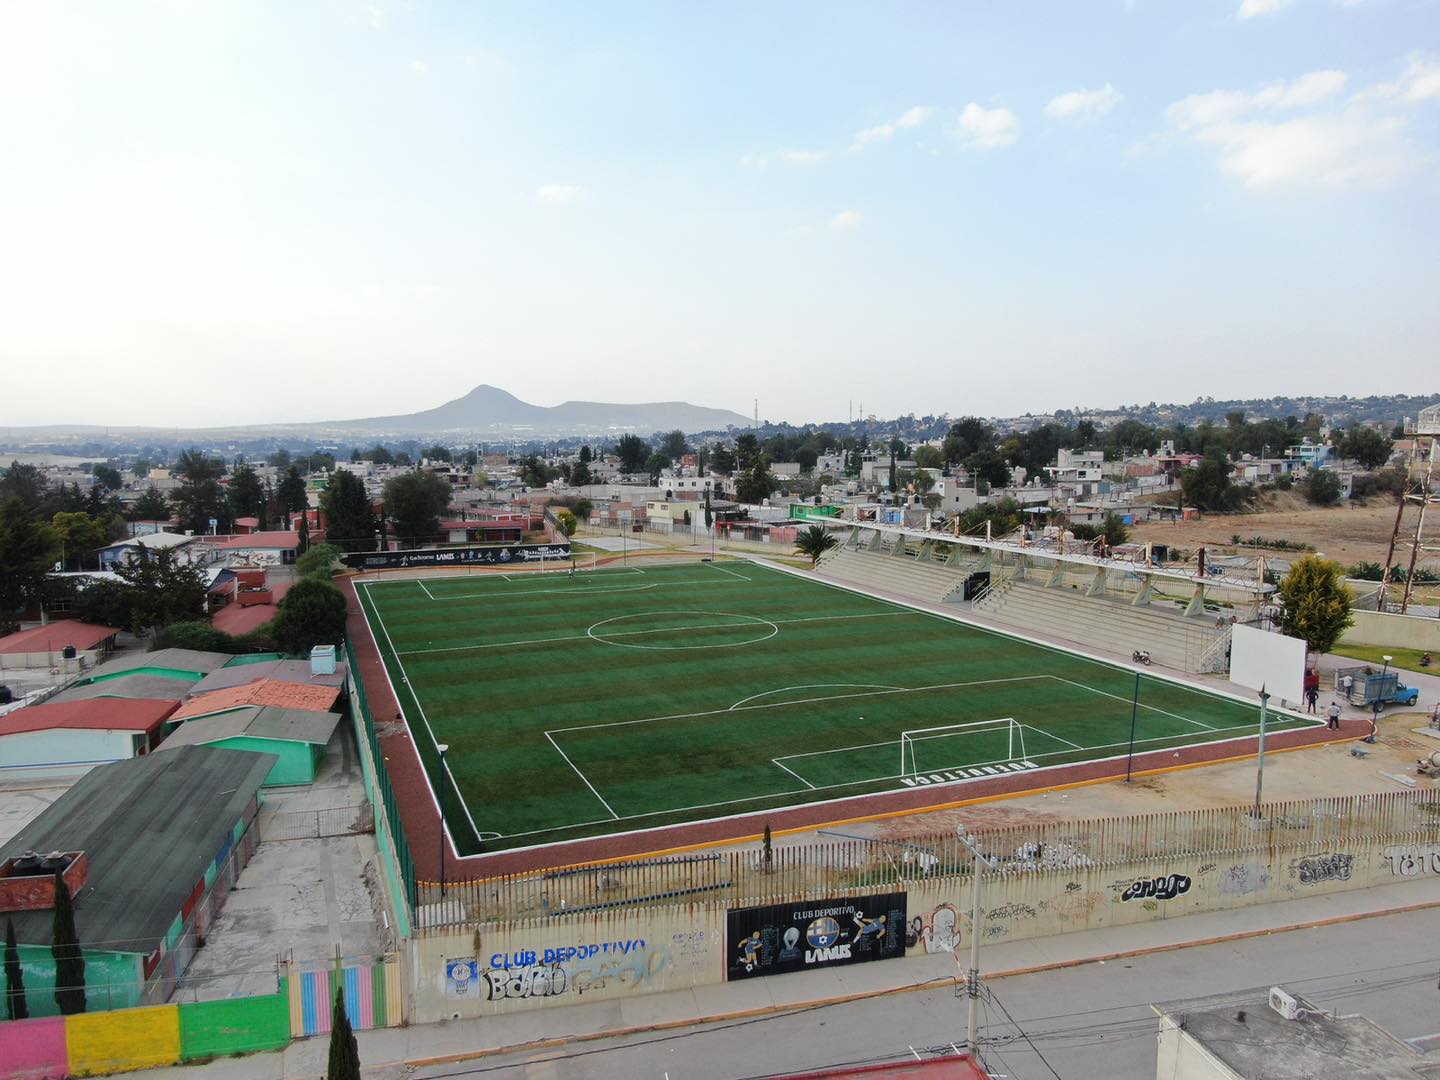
{"left": 778, "top": 148, "right": 825, "bottom": 163}
{"left": 411, "top": 59, "right": 430, "bottom": 76}
{"left": 1237, "top": 0, "right": 1295, "bottom": 18}
{"left": 953, "top": 103, "right": 1020, "bottom": 149}
{"left": 829, "top": 210, "right": 863, "bottom": 231}
{"left": 740, "top": 148, "right": 825, "bottom": 169}
{"left": 367, "top": 5, "right": 383, "bottom": 29}
{"left": 1356, "top": 54, "right": 1440, "bottom": 105}
{"left": 1044, "top": 83, "right": 1124, "bottom": 120}
{"left": 1166, "top": 70, "right": 1347, "bottom": 129}
{"left": 853, "top": 106, "right": 935, "bottom": 147}
{"left": 535, "top": 183, "right": 583, "bottom": 205}
{"left": 1165, "top": 64, "right": 1431, "bottom": 190}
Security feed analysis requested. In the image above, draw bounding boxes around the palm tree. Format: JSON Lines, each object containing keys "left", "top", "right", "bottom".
{"left": 794, "top": 524, "right": 838, "bottom": 566}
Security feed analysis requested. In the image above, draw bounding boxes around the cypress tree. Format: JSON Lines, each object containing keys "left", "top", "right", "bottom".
{"left": 51, "top": 872, "right": 86, "bottom": 1015}
{"left": 326, "top": 985, "right": 361, "bottom": 1080}
{"left": 4, "top": 917, "right": 27, "bottom": 1021}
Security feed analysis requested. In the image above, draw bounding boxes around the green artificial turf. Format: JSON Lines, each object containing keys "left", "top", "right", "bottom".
{"left": 356, "top": 560, "right": 1318, "bottom": 855}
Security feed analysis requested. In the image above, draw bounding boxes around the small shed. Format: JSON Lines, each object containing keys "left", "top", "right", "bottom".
{"left": 169, "top": 679, "right": 341, "bottom": 722}
{"left": 157, "top": 706, "right": 339, "bottom": 786}
{"left": 0, "top": 620, "right": 122, "bottom": 672}
{"left": 0, "top": 698, "right": 179, "bottom": 779}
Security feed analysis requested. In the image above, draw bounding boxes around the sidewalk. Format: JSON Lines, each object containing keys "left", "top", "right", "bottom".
{"left": 135, "top": 876, "right": 1440, "bottom": 1079}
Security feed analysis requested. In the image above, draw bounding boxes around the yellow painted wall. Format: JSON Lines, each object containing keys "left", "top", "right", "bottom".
{"left": 66, "top": 1005, "right": 182, "bottom": 1076}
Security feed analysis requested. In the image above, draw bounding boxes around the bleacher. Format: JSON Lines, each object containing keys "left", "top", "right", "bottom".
{"left": 972, "top": 579, "right": 1228, "bottom": 672}
{"left": 815, "top": 545, "right": 977, "bottom": 604}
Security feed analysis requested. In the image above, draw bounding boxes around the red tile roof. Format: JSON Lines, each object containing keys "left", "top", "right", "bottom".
{"left": 0, "top": 620, "right": 123, "bottom": 655}
{"left": 0, "top": 698, "right": 178, "bottom": 737}
{"left": 170, "top": 679, "right": 339, "bottom": 720}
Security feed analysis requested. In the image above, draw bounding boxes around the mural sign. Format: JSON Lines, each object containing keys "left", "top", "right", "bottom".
{"left": 726, "top": 892, "right": 906, "bottom": 980}
{"left": 343, "top": 543, "right": 571, "bottom": 571}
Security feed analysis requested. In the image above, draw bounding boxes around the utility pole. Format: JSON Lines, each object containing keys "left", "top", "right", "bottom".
{"left": 955, "top": 823, "right": 999, "bottom": 1060}
{"left": 1253, "top": 688, "right": 1269, "bottom": 818}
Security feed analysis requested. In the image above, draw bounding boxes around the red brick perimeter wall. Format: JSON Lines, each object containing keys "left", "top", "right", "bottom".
{"left": 340, "top": 572, "right": 1351, "bottom": 879}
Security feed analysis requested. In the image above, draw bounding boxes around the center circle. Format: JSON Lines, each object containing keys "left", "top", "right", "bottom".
{"left": 586, "top": 610, "right": 780, "bottom": 651}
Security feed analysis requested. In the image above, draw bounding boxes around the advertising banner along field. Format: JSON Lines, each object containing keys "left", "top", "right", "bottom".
{"left": 343, "top": 543, "right": 571, "bottom": 571}
{"left": 726, "top": 892, "right": 907, "bottom": 980}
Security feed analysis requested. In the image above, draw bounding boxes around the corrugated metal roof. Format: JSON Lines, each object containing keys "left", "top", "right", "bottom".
{"left": 187, "top": 659, "right": 348, "bottom": 695}
{"left": 96, "top": 648, "right": 234, "bottom": 676}
{"left": 0, "top": 745, "right": 275, "bottom": 952}
{"left": 51, "top": 674, "right": 195, "bottom": 704}
{"left": 158, "top": 705, "right": 339, "bottom": 749}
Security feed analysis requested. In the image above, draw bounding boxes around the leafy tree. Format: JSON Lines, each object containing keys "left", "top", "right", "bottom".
{"left": 0, "top": 462, "right": 47, "bottom": 513}
{"left": 1304, "top": 469, "right": 1343, "bottom": 507}
{"left": 0, "top": 497, "right": 58, "bottom": 629}
{"left": 269, "top": 577, "right": 347, "bottom": 654}
{"left": 709, "top": 446, "right": 737, "bottom": 476}
{"left": 573, "top": 498, "right": 594, "bottom": 524}
{"left": 734, "top": 456, "right": 774, "bottom": 505}
{"left": 941, "top": 418, "right": 996, "bottom": 467}
{"left": 578, "top": 444, "right": 593, "bottom": 464}
{"left": 793, "top": 524, "right": 838, "bottom": 565}
{"left": 50, "top": 512, "right": 109, "bottom": 570}
{"left": 1338, "top": 426, "right": 1393, "bottom": 470}
{"left": 613, "top": 435, "right": 649, "bottom": 473}
{"left": 227, "top": 463, "right": 267, "bottom": 522}
{"left": 895, "top": 468, "right": 935, "bottom": 494}
{"left": 364, "top": 445, "right": 394, "bottom": 465}
{"left": 5, "top": 916, "right": 27, "bottom": 1020}
{"left": 296, "top": 543, "right": 342, "bottom": 579}
{"left": 297, "top": 513, "right": 310, "bottom": 553}
{"left": 734, "top": 434, "right": 761, "bottom": 471}
{"left": 321, "top": 470, "right": 375, "bottom": 553}
{"left": 1277, "top": 555, "right": 1354, "bottom": 656}
{"left": 553, "top": 509, "right": 577, "bottom": 537}
{"left": 462, "top": 449, "right": 479, "bottom": 467}
{"left": 114, "top": 547, "right": 207, "bottom": 639}
{"left": 129, "top": 486, "right": 171, "bottom": 522}
{"left": 382, "top": 471, "right": 451, "bottom": 548}
{"left": 660, "top": 430, "right": 689, "bottom": 459}
{"left": 959, "top": 497, "right": 1024, "bottom": 536}
{"left": 518, "top": 455, "right": 554, "bottom": 488}
{"left": 912, "top": 445, "right": 945, "bottom": 470}
{"left": 51, "top": 873, "right": 85, "bottom": 1015}
{"left": 964, "top": 450, "right": 1011, "bottom": 489}
{"left": 1071, "top": 512, "right": 1131, "bottom": 548}
{"left": 71, "top": 579, "right": 133, "bottom": 629}
{"left": 267, "top": 448, "right": 292, "bottom": 469}
{"left": 702, "top": 487, "right": 712, "bottom": 528}
{"left": 170, "top": 449, "right": 227, "bottom": 535}
{"left": 156, "top": 621, "right": 236, "bottom": 652}
{"left": 1180, "top": 454, "right": 1245, "bottom": 512}
{"left": 645, "top": 452, "right": 671, "bottom": 484}
{"left": 570, "top": 461, "right": 591, "bottom": 486}
{"left": 422, "top": 445, "right": 452, "bottom": 463}
{"left": 326, "top": 986, "right": 361, "bottom": 1080}
{"left": 91, "top": 464, "right": 123, "bottom": 491}
{"left": 276, "top": 467, "right": 309, "bottom": 517}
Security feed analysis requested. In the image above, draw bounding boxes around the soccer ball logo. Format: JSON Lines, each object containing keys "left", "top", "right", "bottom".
{"left": 806, "top": 917, "right": 842, "bottom": 949}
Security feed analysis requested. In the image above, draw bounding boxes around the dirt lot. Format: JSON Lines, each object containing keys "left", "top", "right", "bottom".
{"left": 1130, "top": 493, "right": 1433, "bottom": 571}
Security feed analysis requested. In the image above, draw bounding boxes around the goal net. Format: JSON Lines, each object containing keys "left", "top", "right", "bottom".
{"left": 899, "top": 717, "right": 1025, "bottom": 777}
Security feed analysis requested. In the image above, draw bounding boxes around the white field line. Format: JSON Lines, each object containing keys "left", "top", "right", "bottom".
{"left": 1047, "top": 675, "right": 1216, "bottom": 731}
{"left": 418, "top": 579, "right": 436, "bottom": 599}
{"left": 704, "top": 560, "right": 753, "bottom": 580}
{"left": 397, "top": 609, "right": 919, "bottom": 657}
{"left": 771, "top": 759, "right": 817, "bottom": 790}
{"left": 546, "top": 675, "right": 1053, "bottom": 735}
{"left": 358, "top": 581, "right": 482, "bottom": 854}
{"left": 1027, "top": 724, "right": 1084, "bottom": 751}
{"left": 544, "top": 732, "right": 619, "bottom": 820}
{"left": 729, "top": 683, "right": 906, "bottom": 710}
{"left": 412, "top": 575, "right": 733, "bottom": 602}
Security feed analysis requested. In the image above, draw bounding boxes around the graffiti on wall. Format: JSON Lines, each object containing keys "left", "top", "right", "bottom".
{"left": 1038, "top": 882, "right": 1104, "bottom": 923}
{"left": 1294, "top": 853, "right": 1353, "bottom": 886}
{"left": 1382, "top": 845, "right": 1440, "bottom": 877}
{"left": 1218, "top": 862, "right": 1273, "bottom": 896}
{"left": 446, "top": 938, "right": 668, "bottom": 1002}
{"left": 1120, "top": 874, "right": 1191, "bottom": 902}
{"left": 905, "top": 903, "right": 961, "bottom": 954}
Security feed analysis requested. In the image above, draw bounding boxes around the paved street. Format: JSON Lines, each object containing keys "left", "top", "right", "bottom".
{"left": 434, "top": 908, "right": 1440, "bottom": 1080}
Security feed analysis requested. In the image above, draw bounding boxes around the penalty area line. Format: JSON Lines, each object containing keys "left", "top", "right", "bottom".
{"left": 772, "top": 758, "right": 817, "bottom": 790}
{"left": 544, "top": 731, "right": 620, "bottom": 820}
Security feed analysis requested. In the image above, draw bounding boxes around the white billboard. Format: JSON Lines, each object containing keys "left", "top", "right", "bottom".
{"left": 1228, "top": 623, "right": 1307, "bottom": 705}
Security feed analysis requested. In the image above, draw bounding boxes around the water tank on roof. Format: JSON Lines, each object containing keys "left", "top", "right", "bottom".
{"left": 310, "top": 644, "right": 337, "bottom": 676}
{"left": 61, "top": 645, "right": 77, "bottom": 660}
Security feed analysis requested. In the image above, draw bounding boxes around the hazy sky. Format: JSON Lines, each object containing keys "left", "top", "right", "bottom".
{"left": 3, "top": 1, "right": 1437, "bottom": 428}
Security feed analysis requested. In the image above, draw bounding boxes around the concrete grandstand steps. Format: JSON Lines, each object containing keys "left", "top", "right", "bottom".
{"left": 972, "top": 580, "right": 1225, "bottom": 672}
{"left": 816, "top": 547, "right": 977, "bottom": 604}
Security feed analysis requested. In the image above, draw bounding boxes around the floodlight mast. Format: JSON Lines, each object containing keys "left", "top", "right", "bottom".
{"left": 955, "top": 823, "right": 999, "bottom": 1061}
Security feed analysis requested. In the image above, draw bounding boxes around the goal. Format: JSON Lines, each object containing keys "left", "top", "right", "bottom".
{"left": 899, "top": 717, "right": 1025, "bottom": 777}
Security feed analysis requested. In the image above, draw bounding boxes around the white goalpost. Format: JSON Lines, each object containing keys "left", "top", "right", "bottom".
{"left": 899, "top": 717, "right": 1024, "bottom": 777}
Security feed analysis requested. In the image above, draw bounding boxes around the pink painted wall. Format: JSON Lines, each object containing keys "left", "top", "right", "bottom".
{"left": 0, "top": 1015, "right": 68, "bottom": 1079}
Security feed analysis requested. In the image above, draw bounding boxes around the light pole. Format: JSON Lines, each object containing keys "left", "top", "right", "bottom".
{"left": 955, "top": 823, "right": 999, "bottom": 1060}
{"left": 1253, "top": 688, "right": 1270, "bottom": 819}
{"left": 437, "top": 743, "right": 449, "bottom": 900}
{"left": 1374, "top": 656, "right": 1393, "bottom": 738}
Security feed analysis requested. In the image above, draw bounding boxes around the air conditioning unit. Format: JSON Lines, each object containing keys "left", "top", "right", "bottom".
{"left": 1269, "top": 986, "right": 1301, "bottom": 1021}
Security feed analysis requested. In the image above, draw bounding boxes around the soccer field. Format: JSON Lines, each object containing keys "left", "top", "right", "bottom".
{"left": 355, "top": 560, "right": 1316, "bottom": 856}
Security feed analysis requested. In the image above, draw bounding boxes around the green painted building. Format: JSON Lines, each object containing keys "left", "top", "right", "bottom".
{"left": 155, "top": 706, "right": 339, "bottom": 787}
